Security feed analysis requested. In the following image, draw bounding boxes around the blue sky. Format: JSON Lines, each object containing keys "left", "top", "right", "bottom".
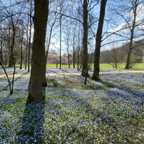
{"left": 1, "top": 0, "right": 144, "bottom": 54}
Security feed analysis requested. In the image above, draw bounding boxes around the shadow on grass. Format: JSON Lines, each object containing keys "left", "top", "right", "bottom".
{"left": 0, "top": 72, "right": 28, "bottom": 93}
{"left": 42, "top": 88, "right": 119, "bottom": 143}
{"left": 17, "top": 87, "right": 46, "bottom": 143}
{"left": 61, "top": 89, "right": 142, "bottom": 143}
{"left": 52, "top": 76, "right": 107, "bottom": 91}
{"left": 99, "top": 80, "right": 144, "bottom": 102}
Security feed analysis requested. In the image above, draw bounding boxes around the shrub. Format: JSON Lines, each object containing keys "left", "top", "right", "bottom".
{"left": 123, "top": 54, "right": 141, "bottom": 68}
{"left": 53, "top": 81, "right": 58, "bottom": 87}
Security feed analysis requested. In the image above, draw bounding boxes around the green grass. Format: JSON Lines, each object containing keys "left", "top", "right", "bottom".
{"left": 1, "top": 63, "right": 144, "bottom": 70}
{"left": 99, "top": 63, "right": 144, "bottom": 70}
{"left": 46, "top": 63, "right": 144, "bottom": 70}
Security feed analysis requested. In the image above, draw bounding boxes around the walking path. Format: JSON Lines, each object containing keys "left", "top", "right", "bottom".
{"left": 0, "top": 70, "right": 144, "bottom": 79}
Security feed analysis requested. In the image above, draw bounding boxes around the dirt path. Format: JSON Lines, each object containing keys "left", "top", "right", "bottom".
{"left": 0, "top": 70, "right": 144, "bottom": 79}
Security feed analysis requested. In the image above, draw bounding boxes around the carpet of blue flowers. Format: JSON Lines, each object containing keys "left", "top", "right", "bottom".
{"left": 0, "top": 68, "right": 144, "bottom": 143}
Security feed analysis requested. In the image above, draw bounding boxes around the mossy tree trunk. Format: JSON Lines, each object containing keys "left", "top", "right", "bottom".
{"left": 27, "top": 0, "right": 49, "bottom": 104}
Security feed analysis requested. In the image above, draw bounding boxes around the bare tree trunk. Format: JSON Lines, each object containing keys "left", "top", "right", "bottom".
{"left": 8, "top": 54, "right": 13, "bottom": 67}
{"left": 125, "top": 31, "right": 134, "bottom": 69}
{"left": 8, "top": 49, "right": 13, "bottom": 67}
{"left": 25, "top": 14, "right": 29, "bottom": 70}
{"left": 68, "top": 53, "right": 70, "bottom": 68}
{"left": 11, "top": 26, "right": 16, "bottom": 95}
{"left": 56, "top": 62, "right": 58, "bottom": 68}
{"left": 92, "top": 0, "right": 107, "bottom": 81}
{"left": 0, "top": 41, "right": 3, "bottom": 64}
{"left": 60, "top": 15, "right": 62, "bottom": 69}
{"left": 28, "top": 1, "right": 32, "bottom": 72}
{"left": 125, "top": 0, "right": 137, "bottom": 69}
{"left": 45, "top": 25, "right": 53, "bottom": 64}
{"left": 77, "top": 50, "right": 80, "bottom": 71}
{"left": 73, "top": 26, "right": 76, "bottom": 68}
{"left": 20, "top": 41, "right": 23, "bottom": 69}
{"left": 45, "top": 17, "right": 56, "bottom": 74}
{"left": 77, "top": 19, "right": 80, "bottom": 71}
{"left": 82, "top": 0, "right": 88, "bottom": 77}
{"left": 8, "top": 26, "right": 13, "bottom": 67}
{"left": 25, "top": 46, "right": 27, "bottom": 70}
{"left": 73, "top": 51, "right": 75, "bottom": 68}
{"left": 27, "top": 0, "right": 48, "bottom": 104}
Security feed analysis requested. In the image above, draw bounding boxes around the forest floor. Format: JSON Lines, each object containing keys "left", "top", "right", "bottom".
{"left": 0, "top": 68, "right": 144, "bottom": 143}
{"left": 0, "top": 68, "right": 144, "bottom": 78}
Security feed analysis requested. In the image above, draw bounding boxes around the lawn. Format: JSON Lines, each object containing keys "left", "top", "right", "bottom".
{"left": 46, "top": 63, "right": 144, "bottom": 70}
{"left": 0, "top": 68, "right": 144, "bottom": 143}
{"left": 1, "top": 63, "right": 144, "bottom": 70}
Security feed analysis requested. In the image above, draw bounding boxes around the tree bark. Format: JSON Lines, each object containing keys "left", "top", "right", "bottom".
{"left": 0, "top": 41, "right": 3, "bottom": 64}
{"left": 125, "top": 0, "right": 137, "bottom": 69}
{"left": 10, "top": 18, "right": 16, "bottom": 95}
{"left": 81, "top": 0, "right": 88, "bottom": 77}
{"left": 92, "top": 0, "right": 107, "bottom": 81}
{"left": 28, "top": 0, "right": 32, "bottom": 72}
{"left": 60, "top": 15, "right": 62, "bottom": 69}
{"left": 73, "top": 26, "right": 76, "bottom": 68}
{"left": 20, "top": 40, "right": 23, "bottom": 69}
{"left": 8, "top": 26, "right": 13, "bottom": 67}
{"left": 45, "top": 17, "right": 56, "bottom": 66}
{"left": 25, "top": 14, "right": 29, "bottom": 70}
{"left": 27, "top": 0, "right": 48, "bottom": 104}
{"left": 73, "top": 51, "right": 75, "bottom": 68}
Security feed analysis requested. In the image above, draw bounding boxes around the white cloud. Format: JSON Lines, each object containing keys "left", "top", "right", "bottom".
{"left": 109, "top": 3, "right": 144, "bottom": 34}
{"left": 136, "top": 4, "right": 144, "bottom": 30}
{"left": 109, "top": 23, "right": 128, "bottom": 33}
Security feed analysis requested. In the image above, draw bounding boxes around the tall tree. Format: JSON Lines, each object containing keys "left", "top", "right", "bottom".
{"left": 110, "top": 0, "right": 143, "bottom": 69}
{"left": 45, "top": 13, "right": 57, "bottom": 66}
{"left": 72, "top": 25, "right": 76, "bottom": 68}
{"left": 92, "top": 0, "right": 107, "bottom": 81}
{"left": 27, "top": 0, "right": 49, "bottom": 104}
{"left": 125, "top": 0, "right": 138, "bottom": 69}
{"left": 28, "top": 0, "right": 33, "bottom": 72}
{"left": 19, "top": 25, "right": 24, "bottom": 70}
{"left": 81, "top": 0, "right": 88, "bottom": 77}
{"left": 58, "top": 0, "right": 65, "bottom": 69}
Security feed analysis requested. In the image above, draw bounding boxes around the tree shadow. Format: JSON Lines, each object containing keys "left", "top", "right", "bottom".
{"left": 59, "top": 88, "right": 142, "bottom": 143}
{"left": 17, "top": 87, "right": 46, "bottom": 143}
{"left": 0, "top": 72, "right": 28, "bottom": 93}
{"left": 99, "top": 80, "right": 144, "bottom": 103}
{"left": 44, "top": 88, "right": 118, "bottom": 143}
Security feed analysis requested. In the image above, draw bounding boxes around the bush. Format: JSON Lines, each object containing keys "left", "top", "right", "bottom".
{"left": 123, "top": 54, "right": 141, "bottom": 68}
{"left": 53, "top": 81, "right": 59, "bottom": 87}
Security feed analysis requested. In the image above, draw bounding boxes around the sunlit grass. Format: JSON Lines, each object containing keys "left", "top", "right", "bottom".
{"left": 1, "top": 63, "right": 144, "bottom": 70}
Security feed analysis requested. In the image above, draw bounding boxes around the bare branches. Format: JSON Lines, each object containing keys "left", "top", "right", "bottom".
{"left": 51, "top": 10, "right": 83, "bottom": 24}
{"left": 88, "top": 0, "right": 99, "bottom": 12}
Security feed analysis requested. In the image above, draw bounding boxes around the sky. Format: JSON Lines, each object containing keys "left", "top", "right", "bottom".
{"left": 1, "top": 0, "right": 144, "bottom": 54}
{"left": 47, "top": 0, "right": 144, "bottom": 54}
